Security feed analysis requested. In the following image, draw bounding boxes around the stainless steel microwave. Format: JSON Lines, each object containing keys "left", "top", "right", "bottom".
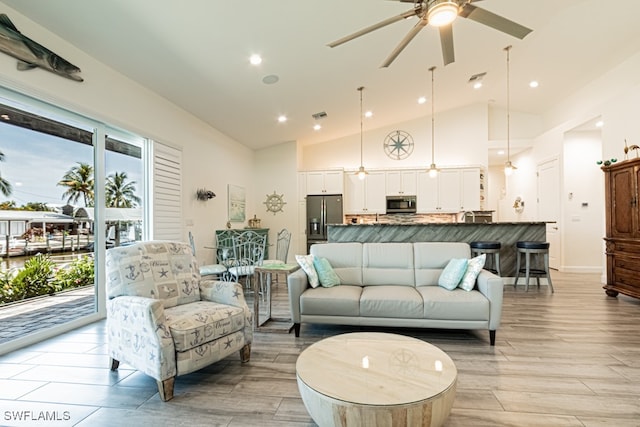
{"left": 386, "top": 195, "right": 417, "bottom": 214}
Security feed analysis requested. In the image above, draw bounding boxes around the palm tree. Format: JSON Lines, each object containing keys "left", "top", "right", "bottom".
{"left": 106, "top": 171, "right": 140, "bottom": 246}
{"left": 0, "top": 150, "right": 12, "bottom": 197}
{"left": 105, "top": 171, "right": 140, "bottom": 208}
{"left": 58, "top": 162, "right": 94, "bottom": 207}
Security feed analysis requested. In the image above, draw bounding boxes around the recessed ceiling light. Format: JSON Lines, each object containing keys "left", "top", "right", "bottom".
{"left": 277, "top": 115, "right": 287, "bottom": 123}
{"left": 529, "top": 80, "right": 539, "bottom": 88}
{"left": 473, "top": 81, "right": 483, "bottom": 89}
{"left": 313, "top": 124, "right": 321, "bottom": 131}
{"left": 418, "top": 96, "right": 427, "bottom": 104}
{"left": 595, "top": 120, "right": 604, "bottom": 128}
{"left": 497, "top": 150, "right": 505, "bottom": 155}
{"left": 249, "top": 54, "right": 262, "bottom": 65}
{"left": 364, "top": 111, "right": 373, "bottom": 118}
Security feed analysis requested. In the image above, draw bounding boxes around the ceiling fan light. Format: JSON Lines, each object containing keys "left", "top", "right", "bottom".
{"left": 428, "top": 0, "right": 459, "bottom": 27}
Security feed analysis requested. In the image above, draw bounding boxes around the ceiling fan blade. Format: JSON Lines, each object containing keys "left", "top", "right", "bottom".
{"left": 459, "top": 4, "right": 532, "bottom": 39}
{"left": 380, "top": 19, "right": 427, "bottom": 68}
{"left": 327, "top": 8, "right": 421, "bottom": 48}
{"left": 439, "top": 25, "right": 455, "bottom": 66}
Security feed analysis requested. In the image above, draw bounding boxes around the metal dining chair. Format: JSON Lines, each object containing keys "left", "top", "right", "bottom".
{"left": 227, "top": 230, "right": 267, "bottom": 292}
{"left": 261, "top": 228, "right": 292, "bottom": 287}
{"left": 188, "top": 231, "right": 227, "bottom": 279}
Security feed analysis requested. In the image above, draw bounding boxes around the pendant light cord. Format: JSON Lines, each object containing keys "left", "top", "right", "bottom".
{"left": 358, "top": 86, "right": 364, "bottom": 167}
{"left": 429, "top": 66, "right": 436, "bottom": 165}
{"left": 505, "top": 45, "right": 511, "bottom": 162}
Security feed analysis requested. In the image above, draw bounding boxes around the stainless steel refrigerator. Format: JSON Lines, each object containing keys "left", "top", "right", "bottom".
{"left": 306, "top": 194, "right": 343, "bottom": 253}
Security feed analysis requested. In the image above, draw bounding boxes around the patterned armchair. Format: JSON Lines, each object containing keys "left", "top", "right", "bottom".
{"left": 105, "top": 241, "right": 252, "bottom": 401}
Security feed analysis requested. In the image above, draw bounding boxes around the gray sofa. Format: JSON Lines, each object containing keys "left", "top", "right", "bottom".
{"left": 288, "top": 242, "right": 504, "bottom": 345}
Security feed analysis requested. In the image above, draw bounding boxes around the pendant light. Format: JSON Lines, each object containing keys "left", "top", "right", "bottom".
{"left": 504, "top": 45, "right": 517, "bottom": 176}
{"left": 428, "top": 66, "right": 440, "bottom": 178}
{"left": 356, "top": 86, "right": 368, "bottom": 180}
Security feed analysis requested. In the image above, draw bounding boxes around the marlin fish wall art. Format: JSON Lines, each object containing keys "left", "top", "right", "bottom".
{"left": 0, "top": 13, "right": 83, "bottom": 82}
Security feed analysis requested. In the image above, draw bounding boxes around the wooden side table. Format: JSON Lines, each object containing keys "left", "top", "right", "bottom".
{"left": 252, "top": 263, "right": 300, "bottom": 332}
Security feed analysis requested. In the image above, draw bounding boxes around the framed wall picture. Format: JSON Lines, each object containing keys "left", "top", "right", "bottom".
{"left": 228, "top": 184, "right": 246, "bottom": 222}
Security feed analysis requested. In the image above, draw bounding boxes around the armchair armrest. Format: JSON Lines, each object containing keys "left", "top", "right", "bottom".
{"left": 287, "top": 268, "right": 309, "bottom": 323}
{"left": 199, "top": 279, "right": 253, "bottom": 344}
{"left": 106, "top": 296, "right": 176, "bottom": 381}
{"left": 199, "top": 279, "right": 249, "bottom": 309}
{"left": 475, "top": 270, "right": 504, "bottom": 330}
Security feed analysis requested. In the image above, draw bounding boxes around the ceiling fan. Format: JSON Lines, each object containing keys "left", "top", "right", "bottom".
{"left": 328, "top": 0, "right": 532, "bottom": 67}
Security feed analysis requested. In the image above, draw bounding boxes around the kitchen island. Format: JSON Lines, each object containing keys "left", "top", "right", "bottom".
{"left": 327, "top": 222, "right": 547, "bottom": 277}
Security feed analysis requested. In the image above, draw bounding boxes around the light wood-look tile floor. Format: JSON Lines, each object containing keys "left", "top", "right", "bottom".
{"left": 1, "top": 272, "right": 639, "bottom": 426}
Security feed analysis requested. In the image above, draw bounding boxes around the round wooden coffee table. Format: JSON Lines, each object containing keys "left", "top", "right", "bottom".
{"left": 296, "top": 332, "right": 457, "bottom": 427}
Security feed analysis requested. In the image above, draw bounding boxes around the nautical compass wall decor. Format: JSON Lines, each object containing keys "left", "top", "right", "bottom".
{"left": 264, "top": 191, "right": 286, "bottom": 215}
{"left": 383, "top": 130, "right": 414, "bottom": 160}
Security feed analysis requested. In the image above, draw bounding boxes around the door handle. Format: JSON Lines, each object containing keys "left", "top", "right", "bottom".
{"left": 552, "top": 226, "right": 558, "bottom": 230}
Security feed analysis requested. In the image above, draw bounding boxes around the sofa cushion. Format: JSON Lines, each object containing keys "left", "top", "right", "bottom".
{"left": 459, "top": 254, "right": 486, "bottom": 291}
{"left": 362, "top": 243, "right": 415, "bottom": 286}
{"left": 311, "top": 243, "right": 363, "bottom": 286}
{"left": 438, "top": 258, "right": 468, "bottom": 290}
{"left": 300, "top": 285, "right": 362, "bottom": 316}
{"left": 414, "top": 242, "right": 471, "bottom": 287}
{"left": 313, "top": 256, "right": 341, "bottom": 287}
{"left": 360, "top": 286, "right": 423, "bottom": 318}
{"left": 165, "top": 301, "right": 246, "bottom": 352}
{"left": 296, "top": 254, "right": 320, "bottom": 288}
{"left": 417, "top": 286, "right": 490, "bottom": 321}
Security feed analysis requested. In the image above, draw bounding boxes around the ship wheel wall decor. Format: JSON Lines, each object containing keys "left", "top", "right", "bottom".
{"left": 264, "top": 191, "right": 286, "bottom": 215}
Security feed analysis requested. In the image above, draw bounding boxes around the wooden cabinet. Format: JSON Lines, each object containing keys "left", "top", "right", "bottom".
{"left": 306, "top": 170, "right": 343, "bottom": 195}
{"left": 416, "top": 168, "right": 480, "bottom": 213}
{"left": 385, "top": 170, "right": 417, "bottom": 196}
{"left": 603, "top": 158, "right": 640, "bottom": 299}
{"left": 345, "top": 171, "right": 386, "bottom": 214}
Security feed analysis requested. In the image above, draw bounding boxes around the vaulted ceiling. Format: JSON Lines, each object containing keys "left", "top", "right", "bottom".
{"left": 3, "top": 0, "right": 640, "bottom": 152}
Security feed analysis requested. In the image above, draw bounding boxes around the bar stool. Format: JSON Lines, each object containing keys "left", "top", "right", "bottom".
{"left": 514, "top": 241, "right": 554, "bottom": 293}
{"left": 469, "top": 241, "right": 501, "bottom": 276}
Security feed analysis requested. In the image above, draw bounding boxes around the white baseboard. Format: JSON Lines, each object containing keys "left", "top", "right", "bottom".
{"left": 559, "top": 266, "right": 604, "bottom": 274}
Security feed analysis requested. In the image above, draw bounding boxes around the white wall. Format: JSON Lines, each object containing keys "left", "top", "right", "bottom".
{"left": 562, "top": 130, "right": 604, "bottom": 272}
{"left": 302, "top": 103, "right": 489, "bottom": 171}
{"left": 253, "top": 141, "right": 298, "bottom": 260}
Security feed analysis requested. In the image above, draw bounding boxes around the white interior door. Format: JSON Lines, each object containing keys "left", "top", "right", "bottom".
{"left": 537, "top": 158, "right": 560, "bottom": 269}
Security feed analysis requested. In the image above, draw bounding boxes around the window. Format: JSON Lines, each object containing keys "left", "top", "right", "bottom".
{"left": 0, "top": 87, "right": 146, "bottom": 352}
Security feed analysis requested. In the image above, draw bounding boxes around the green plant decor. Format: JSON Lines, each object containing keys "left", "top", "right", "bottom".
{"left": 12, "top": 253, "right": 56, "bottom": 299}
{"left": 0, "top": 254, "right": 95, "bottom": 305}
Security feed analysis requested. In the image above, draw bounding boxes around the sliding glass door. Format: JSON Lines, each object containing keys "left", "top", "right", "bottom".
{"left": 0, "top": 89, "right": 145, "bottom": 354}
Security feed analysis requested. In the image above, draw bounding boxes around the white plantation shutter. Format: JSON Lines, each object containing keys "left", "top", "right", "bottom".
{"left": 152, "top": 142, "right": 182, "bottom": 240}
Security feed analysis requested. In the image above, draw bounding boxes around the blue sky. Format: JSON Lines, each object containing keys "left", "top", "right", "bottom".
{"left": 0, "top": 122, "right": 143, "bottom": 207}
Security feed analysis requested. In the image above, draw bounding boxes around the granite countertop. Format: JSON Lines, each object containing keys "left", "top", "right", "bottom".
{"left": 330, "top": 222, "right": 551, "bottom": 226}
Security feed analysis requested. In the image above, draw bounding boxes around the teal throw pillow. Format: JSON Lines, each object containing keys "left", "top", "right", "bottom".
{"left": 458, "top": 254, "right": 486, "bottom": 292}
{"left": 438, "top": 258, "right": 468, "bottom": 290}
{"left": 313, "top": 257, "right": 341, "bottom": 287}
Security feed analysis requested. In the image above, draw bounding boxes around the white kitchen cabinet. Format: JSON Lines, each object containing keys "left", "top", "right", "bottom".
{"left": 385, "top": 170, "right": 417, "bottom": 196}
{"left": 306, "top": 170, "right": 344, "bottom": 195}
{"left": 416, "top": 168, "right": 480, "bottom": 213}
{"left": 345, "top": 171, "right": 386, "bottom": 214}
{"left": 460, "top": 168, "right": 481, "bottom": 211}
{"left": 297, "top": 172, "right": 307, "bottom": 201}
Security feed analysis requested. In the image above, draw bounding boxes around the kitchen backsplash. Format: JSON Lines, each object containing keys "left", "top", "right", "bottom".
{"left": 344, "top": 213, "right": 458, "bottom": 224}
